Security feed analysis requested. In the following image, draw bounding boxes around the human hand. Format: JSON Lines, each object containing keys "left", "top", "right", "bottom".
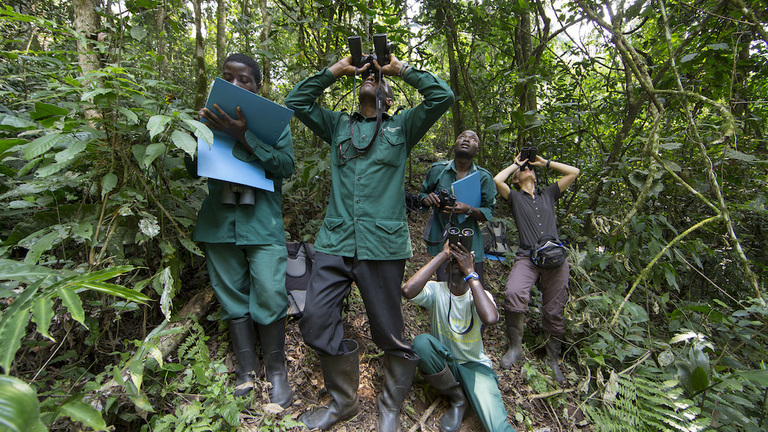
{"left": 331, "top": 55, "right": 372, "bottom": 78}
{"left": 449, "top": 244, "right": 475, "bottom": 275}
{"left": 422, "top": 192, "right": 441, "bottom": 208}
{"left": 530, "top": 155, "right": 547, "bottom": 167}
{"left": 376, "top": 54, "right": 403, "bottom": 77}
{"left": 442, "top": 201, "right": 471, "bottom": 215}
{"left": 200, "top": 104, "right": 248, "bottom": 143}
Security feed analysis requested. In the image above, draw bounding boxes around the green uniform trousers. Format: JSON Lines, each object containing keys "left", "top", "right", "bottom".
{"left": 413, "top": 334, "right": 516, "bottom": 432}
{"left": 204, "top": 242, "right": 288, "bottom": 323}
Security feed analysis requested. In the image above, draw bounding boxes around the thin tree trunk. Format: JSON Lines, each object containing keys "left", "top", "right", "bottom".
{"left": 73, "top": 0, "right": 102, "bottom": 120}
{"left": 259, "top": 0, "right": 272, "bottom": 97}
{"left": 193, "top": 0, "right": 207, "bottom": 111}
{"left": 217, "top": 0, "right": 227, "bottom": 70}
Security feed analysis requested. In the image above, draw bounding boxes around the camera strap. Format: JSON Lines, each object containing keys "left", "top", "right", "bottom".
{"left": 423, "top": 210, "right": 454, "bottom": 246}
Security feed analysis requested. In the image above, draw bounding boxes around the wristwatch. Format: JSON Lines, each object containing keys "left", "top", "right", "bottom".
{"left": 464, "top": 272, "right": 479, "bottom": 281}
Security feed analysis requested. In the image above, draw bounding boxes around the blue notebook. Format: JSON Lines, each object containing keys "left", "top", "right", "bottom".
{"left": 196, "top": 78, "right": 294, "bottom": 191}
{"left": 451, "top": 171, "right": 482, "bottom": 223}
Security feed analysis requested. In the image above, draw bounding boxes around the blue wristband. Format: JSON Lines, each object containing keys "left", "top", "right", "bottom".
{"left": 464, "top": 272, "right": 479, "bottom": 282}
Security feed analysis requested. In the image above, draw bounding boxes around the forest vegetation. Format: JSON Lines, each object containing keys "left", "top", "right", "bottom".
{"left": 0, "top": 0, "right": 767, "bottom": 430}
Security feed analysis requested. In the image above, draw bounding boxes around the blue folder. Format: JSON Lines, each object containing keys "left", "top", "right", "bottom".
{"left": 196, "top": 78, "right": 294, "bottom": 191}
{"left": 451, "top": 171, "right": 482, "bottom": 223}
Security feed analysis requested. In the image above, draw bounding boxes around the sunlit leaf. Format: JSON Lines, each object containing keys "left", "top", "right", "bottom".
{"left": 31, "top": 296, "right": 54, "bottom": 341}
{"left": 171, "top": 130, "right": 197, "bottom": 157}
{"left": 0, "top": 376, "right": 47, "bottom": 432}
{"left": 59, "top": 399, "right": 107, "bottom": 431}
{"left": 58, "top": 286, "right": 86, "bottom": 328}
{"left": 24, "top": 133, "right": 63, "bottom": 160}
{"left": 101, "top": 172, "right": 118, "bottom": 198}
{"left": 147, "top": 115, "right": 172, "bottom": 140}
{"left": 142, "top": 143, "right": 166, "bottom": 168}
{"left": 0, "top": 310, "right": 30, "bottom": 374}
{"left": 182, "top": 118, "right": 213, "bottom": 147}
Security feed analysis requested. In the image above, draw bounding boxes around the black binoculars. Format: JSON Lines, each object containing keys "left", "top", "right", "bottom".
{"left": 520, "top": 146, "right": 538, "bottom": 169}
{"left": 348, "top": 34, "right": 393, "bottom": 80}
{"left": 436, "top": 188, "right": 456, "bottom": 210}
{"left": 221, "top": 182, "right": 255, "bottom": 206}
{"left": 447, "top": 227, "right": 474, "bottom": 250}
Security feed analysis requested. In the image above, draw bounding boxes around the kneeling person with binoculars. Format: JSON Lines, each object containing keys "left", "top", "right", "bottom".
{"left": 402, "top": 235, "right": 516, "bottom": 432}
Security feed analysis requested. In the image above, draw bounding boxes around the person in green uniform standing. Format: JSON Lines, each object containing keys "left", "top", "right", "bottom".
{"left": 419, "top": 130, "right": 496, "bottom": 287}
{"left": 285, "top": 52, "right": 454, "bottom": 431}
{"left": 192, "top": 54, "right": 294, "bottom": 407}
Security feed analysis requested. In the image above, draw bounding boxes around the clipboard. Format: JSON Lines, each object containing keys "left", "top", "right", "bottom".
{"left": 196, "top": 78, "right": 294, "bottom": 191}
{"left": 451, "top": 171, "right": 482, "bottom": 223}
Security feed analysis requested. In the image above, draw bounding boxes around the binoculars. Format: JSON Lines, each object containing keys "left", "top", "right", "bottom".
{"left": 436, "top": 188, "right": 457, "bottom": 210}
{"left": 520, "top": 146, "right": 537, "bottom": 169}
{"left": 447, "top": 227, "right": 474, "bottom": 250}
{"left": 348, "top": 33, "right": 393, "bottom": 80}
{"left": 221, "top": 182, "right": 255, "bottom": 206}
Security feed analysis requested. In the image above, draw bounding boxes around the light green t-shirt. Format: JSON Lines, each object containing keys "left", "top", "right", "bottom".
{"left": 411, "top": 281, "right": 494, "bottom": 368}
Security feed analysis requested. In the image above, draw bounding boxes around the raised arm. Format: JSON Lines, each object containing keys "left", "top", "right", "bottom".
{"left": 494, "top": 154, "right": 523, "bottom": 201}
{"left": 402, "top": 242, "right": 450, "bottom": 300}
{"left": 529, "top": 155, "right": 580, "bottom": 192}
{"left": 451, "top": 244, "right": 498, "bottom": 325}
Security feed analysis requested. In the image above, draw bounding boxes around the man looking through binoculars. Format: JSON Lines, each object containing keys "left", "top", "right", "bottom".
{"left": 286, "top": 38, "right": 454, "bottom": 431}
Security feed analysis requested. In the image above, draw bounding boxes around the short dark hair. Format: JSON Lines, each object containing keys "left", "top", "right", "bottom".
{"left": 224, "top": 53, "right": 261, "bottom": 86}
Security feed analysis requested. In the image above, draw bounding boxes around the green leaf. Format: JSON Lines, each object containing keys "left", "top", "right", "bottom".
{"left": 75, "top": 281, "right": 152, "bottom": 305}
{"left": 0, "top": 259, "right": 76, "bottom": 286}
{"left": 182, "top": 119, "right": 213, "bottom": 147}
{"left": 53, "top": 139, "right": 87, "bottom": 164}
{"left": 690, "top": 366, "right": 709, "bottom": 392}
{"left": 736, "top": 369, "right": 768, "bottom": 386}
{"left": 118, "top": 107, "right": 139, "bottom": 124}
{"left": 23, "top": 231, "right": 60, "bottom": 265}
{"left": 179, "top": 237, "right": 204, "bottom": 257}
{"left": 59, "top": 399, "right": 107, "bottom": 431}
{"left": 0, "top": 376, "right": 47, "bottom": 432}
{"left": 147, "top": 115, "right": 172, "bottom": 140}
{"left": 101, "top": 172, "right": 118, "bottom": 198}
{"left": 143, "top": 143, "right": 166, "bottom": 168}
{"left": 31, "top": 296, "right": 54, "bottom": 341}
{"left": 725, "top": 148, "right": 756, "bottom": 162}
{"left": 130, "top": 25, "right": 148, "bottom": 42}
{"left": 0, "top": 310, "right": 31, "bottom": 374}
{"left": 680, "top": 53, "right": 697, "bottom": 63}
{"left": 23, "top": 133, "right": 63, "bottom": 160}
{"left": 31, "top": 102, "right": 68, "bottom": 120}
{"left": 0, "top": 113, "right": 37, "bottom": 131}
{"left": 58, "top": 287, "right": 86, "bottom": 328}
{"left": 171, "top": 130, "right": 197, "bottom": 157}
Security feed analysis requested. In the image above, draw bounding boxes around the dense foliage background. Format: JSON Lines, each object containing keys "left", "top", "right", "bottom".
{"left": 1, "top": 0, "right": 766, "bottom": 430}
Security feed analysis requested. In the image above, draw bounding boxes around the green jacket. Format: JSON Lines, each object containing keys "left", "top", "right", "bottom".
{"left": 418, "top": 160, "right": 496, "bottom": 262}
{"left": 191, "top": 127, "right": 294, "bottom": 246}
{"left": 285, "top": 67, "right": 454, "bottom": 260}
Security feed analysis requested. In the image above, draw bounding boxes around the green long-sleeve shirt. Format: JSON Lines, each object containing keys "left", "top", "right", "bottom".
{"left": 285, "top": 67, "right": 454, "bottom": 260}
{"left": 192, "top": 127, "right": 295, "bottom": 246}
{"left": 418, "top": 160, "right": 496, "bottom": 262}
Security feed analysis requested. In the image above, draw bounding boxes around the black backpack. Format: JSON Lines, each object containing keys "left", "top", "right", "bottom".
{"left": 285, "top": 242, "right": 314, "bottom": 318}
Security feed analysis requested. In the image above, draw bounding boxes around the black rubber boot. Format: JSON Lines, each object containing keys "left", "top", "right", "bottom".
{"left": 500, "top": 311, "right": 525, "bottom": 369}
{"left": 229, "top": 317, "right": 259, "bottom": 397}
{"left": 545, "top": 334, "right": 566, "bottom": 385}
{"left": 376, "top": 353, "right": 419, "bottom": 432}
{"left": 422, "top": 366, "right": 467, "bottom": 432}
{"left": 299, "top": 340, "right": 360, "bottom": 430}
{"left": 258, "top": 317, "right": 293, "bottom": 408}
